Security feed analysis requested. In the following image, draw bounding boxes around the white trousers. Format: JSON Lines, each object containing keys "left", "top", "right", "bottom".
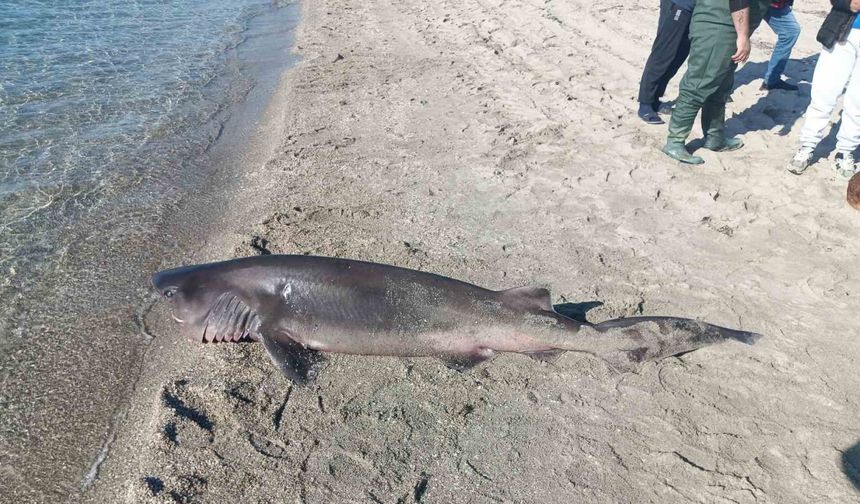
{"left": 799, "top": 29, "right": 860, "bottom": 153}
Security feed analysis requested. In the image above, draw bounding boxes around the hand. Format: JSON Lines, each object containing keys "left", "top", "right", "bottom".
{"left": 732, "top": 36, "right": 751, "bottom": 63}
{"left": 852, "top": 0, "right": 860, "bottom": 13}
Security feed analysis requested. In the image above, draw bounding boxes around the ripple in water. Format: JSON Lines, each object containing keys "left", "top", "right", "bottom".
{"left": 0, "top": 3, "right": 299, "bottom": 498}
{"left": 0, "top": 0, "right": 284, "bottom": 321}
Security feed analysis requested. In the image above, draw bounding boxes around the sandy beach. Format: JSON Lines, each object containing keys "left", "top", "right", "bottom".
{"left": 15, "top": 0, "right": 860, "bottom": 502}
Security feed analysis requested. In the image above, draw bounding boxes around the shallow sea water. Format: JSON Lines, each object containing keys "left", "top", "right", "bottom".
{"left": 0, "top": 1, "right": 299, "bottom": 500}
{"left": 0, "top": 0, "right": 286, "bottom": 307}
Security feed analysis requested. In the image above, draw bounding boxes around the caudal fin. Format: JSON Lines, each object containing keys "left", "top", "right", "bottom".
{"left": 587, "top": 316, "right": 762, "bottom": 372}
{"left": 719, "top": 327, "right": 763, "bottom": 346}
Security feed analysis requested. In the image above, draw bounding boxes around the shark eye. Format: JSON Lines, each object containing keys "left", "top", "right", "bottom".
{"left": 164, "top": 288, "right": 177, "bottom": 299}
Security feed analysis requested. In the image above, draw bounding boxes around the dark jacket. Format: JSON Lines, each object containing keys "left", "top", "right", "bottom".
{"left": 817, "top": 0, "right": 857, "bottom": 48}
{"left": 831, "top": 0, "right": 854, "bottom": 12}
{"left": 673, "top": 0, "right": 695, "bottom": 12}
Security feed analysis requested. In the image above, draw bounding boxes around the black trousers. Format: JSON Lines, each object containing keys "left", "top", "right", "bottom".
{"left": 637, "top": 0, "right": 692, "bottom": 105}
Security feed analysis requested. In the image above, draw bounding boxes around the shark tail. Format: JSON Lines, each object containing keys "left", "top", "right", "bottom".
{"left": 584, "top": 316, "right": 762, "bottom": 372}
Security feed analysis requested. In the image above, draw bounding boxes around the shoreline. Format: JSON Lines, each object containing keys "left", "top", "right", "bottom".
{"left": 77, "top": 3, "right": 304, "bottom": 498}
{"left": 77, "top": 4, "right": 304, "bottom": 499}
{"left": 32, "top": 0, "right": 860, "bottom": 502}
{"left": 0, "top": 3, "right": 302, "bottom": 502}
{"left": 79, "top": 4, "right": 308, "bottom": 499}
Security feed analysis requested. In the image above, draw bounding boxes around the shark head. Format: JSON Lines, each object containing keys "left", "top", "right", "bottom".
{"left": 151, "top": 261, "right": 261, "bottom": 343}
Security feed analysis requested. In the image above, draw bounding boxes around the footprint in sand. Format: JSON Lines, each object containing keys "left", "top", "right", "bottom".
{"left": 160, "top": 380, "right": 215, "bottom": 447}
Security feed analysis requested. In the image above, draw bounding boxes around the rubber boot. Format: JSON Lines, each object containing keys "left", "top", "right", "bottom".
{"left": 704, "top": 136, "right": 743, "bottom": 151}
{"left": 662, "top": 140, "right": 704, "bottom": 164}
{"left": 701, "top": 101, "right": 743, "bottom": 152}
{"left": 664, "top": 98, "right": 704, "bottom": 164}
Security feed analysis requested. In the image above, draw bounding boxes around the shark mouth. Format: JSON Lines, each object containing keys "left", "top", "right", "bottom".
{"left": 201, "top": 292, "right": 261, "bottom": 343}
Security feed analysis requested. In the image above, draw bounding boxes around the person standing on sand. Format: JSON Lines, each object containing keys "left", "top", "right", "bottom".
{"left": 759, "top": 0, "right": 802, "bottom": 91}
{"left": 662, "top": 0, "right": 752, "bottom": 164}
{"left": 637, "top": 0, "right": 696, "bottom": 124}
{"left": 788, "top": 0, "right": 860, "bottom": 178}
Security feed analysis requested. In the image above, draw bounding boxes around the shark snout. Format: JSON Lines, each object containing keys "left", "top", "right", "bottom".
{"left": 151, "top": 270, "right": 185, "bottom": 323}
{"left": 151, "top": 271, "right": 168, "bottom": 291}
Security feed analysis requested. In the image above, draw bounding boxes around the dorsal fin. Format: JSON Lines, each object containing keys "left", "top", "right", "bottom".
{"left": 498, "top": 286, "right": 554, "bottom": 312}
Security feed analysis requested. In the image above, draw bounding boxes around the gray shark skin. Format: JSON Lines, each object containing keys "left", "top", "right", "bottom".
{"left": 151, "top": 255, "right": 761, "bottom": 383}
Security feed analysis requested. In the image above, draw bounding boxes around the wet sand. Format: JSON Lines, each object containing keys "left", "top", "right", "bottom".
{"left": 33, "top": 0, "right": 860, "bottom": 502}
{"left": 0, "top": 4, "right": 300, "bottom": 502}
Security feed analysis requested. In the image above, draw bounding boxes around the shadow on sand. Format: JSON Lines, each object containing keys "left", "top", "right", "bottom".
{"left": 727, "top": 54, "right": 818, "bottom": 137}
{"left": 843, "top": 441, "right": 860, "bottom": 493}
{"left": 685, "top": 55, "right": 848, "bottom": 160}
{"left": 553, "top": 301, "right": 603, "bottom": 323}
{"left": 733, "top": 54, "right": 850, "bottom": 161}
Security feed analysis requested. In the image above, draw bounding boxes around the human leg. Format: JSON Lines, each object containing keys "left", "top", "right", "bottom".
{"left": 836, "top": 33, "right": 860, "bottom": 150}
{"left": 789, "top": 36, "right": 856, "bottom": 174}
{"left": 700, "top": 38, "right": 741, "bottom": 151}
{"left": 638, "top": 1, "right": 693, "bottom": 123}
{"left": 665, "top": 69, "right": 706, "bottom": 164}
{"left": 797, "top": 38, "right": 856, "bottom": 150}
{"left": 834, "top": 33, "right": 860, "bottom": 177}
{"left": 655, "top": 7, "right": 693, "bottom": 102}
{"left": 762, "top": 7, "right": 801, "bottom": 89}
{"left": 664, "top": 26, "right": 737, "bottom": 163}
{"left": 638, "top": 0, "right": 674, "bottom": 104}
{"left": 702, "top": 103, "right": 744, "bottom": 151}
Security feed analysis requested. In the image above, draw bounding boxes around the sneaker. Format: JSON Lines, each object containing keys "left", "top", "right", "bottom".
{"left": 834, "top": 151, "right": 858, "bottom": 179}
{"left": 787, "top": 147, "right": 814, "bottom": 175}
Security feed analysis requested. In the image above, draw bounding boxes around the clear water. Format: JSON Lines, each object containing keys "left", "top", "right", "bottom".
{"left": 0, "top": 3, "right": 299, "bottom": 498}
{"left": 0, "top": 0, "right": 289, "bottom": 309}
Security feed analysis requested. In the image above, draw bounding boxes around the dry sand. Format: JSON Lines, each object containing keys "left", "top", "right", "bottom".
{"left": 83, "top": 0, "right": 860, "bottom": 502}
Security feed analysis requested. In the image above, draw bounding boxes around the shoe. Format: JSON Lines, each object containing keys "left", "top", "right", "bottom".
{"left": 760, "top": 80, "right": 799, "bottom": 92}
{"left": 834, "top": 151, "right": 858, "bottom": 179}
{"left": 656, "top": 101, "right": 674, "bottom": 115}
{"left": 638, "top": 103, "right": 664, "bottom": 125}
{"left": 703, "top": 136, "right": 743, "bottom": 152}
{"left": 787, "top": 146, "right": 814, "bottom": 175}
{"left": 662, "top": 142, "right": 704, "bottom": 164}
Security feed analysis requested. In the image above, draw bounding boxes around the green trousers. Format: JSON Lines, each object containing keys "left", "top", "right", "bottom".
{"left": 667, "top": 23, "right": 737, "bottom": 144}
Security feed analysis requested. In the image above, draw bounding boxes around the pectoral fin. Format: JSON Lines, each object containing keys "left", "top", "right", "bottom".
{"left": 260, "top": 331, "right": 324, "bottom": 385}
